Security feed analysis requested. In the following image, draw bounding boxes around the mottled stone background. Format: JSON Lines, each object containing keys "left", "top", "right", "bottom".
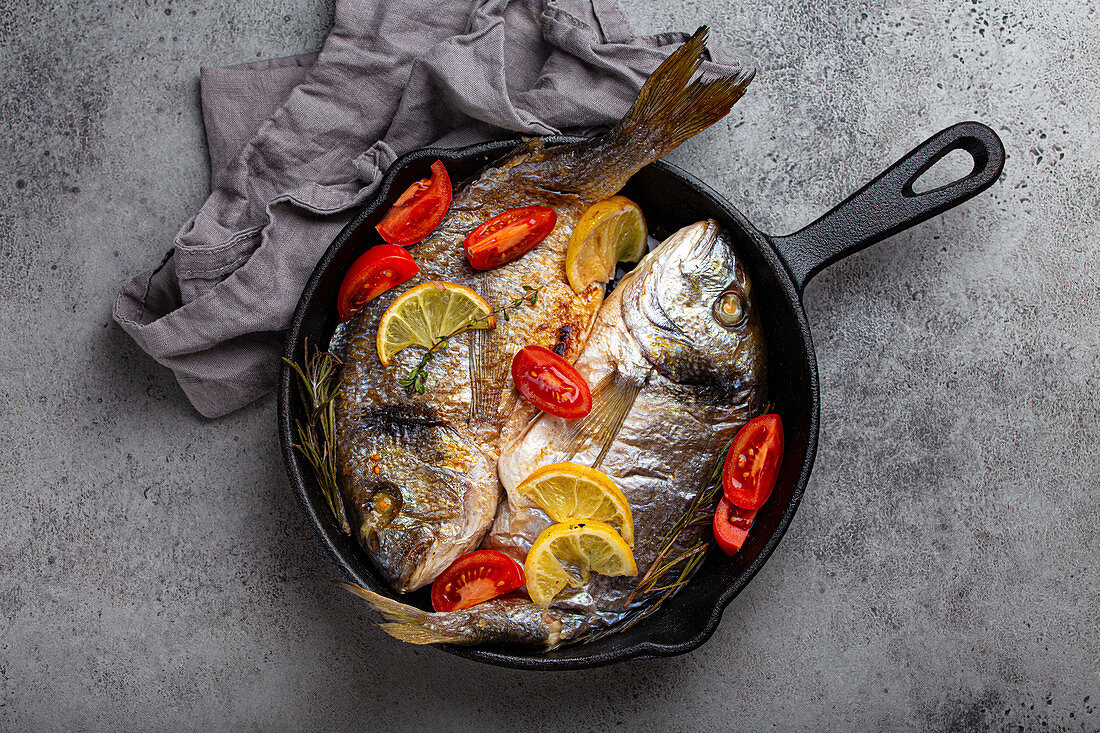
{"left": 1, "top": 0, "right": 1097, "bottom": 729}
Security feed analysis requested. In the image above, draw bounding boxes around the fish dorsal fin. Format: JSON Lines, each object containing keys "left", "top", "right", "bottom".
{"left": 558, "top": 371, "right": 645, "bottom": 467}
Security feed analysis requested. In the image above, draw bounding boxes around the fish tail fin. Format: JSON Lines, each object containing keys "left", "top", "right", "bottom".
{"left": 341, "top": 583, "right": 476, "bottom": 645}
{"left": 612, "top": 26, "right": 754, "bottom": 159}
{"left": 550, "top": 27, "right": 754, "bottom": 198}
{"left": 342, "top": 583, "right": 582, "bottom": 647}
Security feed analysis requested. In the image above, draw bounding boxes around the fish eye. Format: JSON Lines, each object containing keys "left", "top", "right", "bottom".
{"left": 713, "top": 291, "right": 746, "bottom": 328}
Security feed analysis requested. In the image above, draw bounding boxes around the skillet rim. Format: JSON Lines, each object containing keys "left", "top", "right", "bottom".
{"left": 277, "top": 137, "right": 819, "bottom": 670}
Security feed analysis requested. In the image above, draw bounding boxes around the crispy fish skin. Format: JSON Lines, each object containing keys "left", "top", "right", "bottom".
{"left": 337, "top": 27, "right": 754, "bottom": 595}
{"left": 349, "top": 220, "right": 767, "bottom": 646}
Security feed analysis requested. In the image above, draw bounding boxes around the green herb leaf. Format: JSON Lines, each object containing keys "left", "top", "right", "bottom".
{"left": 286, "top": 342, "right": 351, "bottom": 536}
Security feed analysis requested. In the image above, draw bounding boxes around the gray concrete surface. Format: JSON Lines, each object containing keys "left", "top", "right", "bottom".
{"left": 1, "top": 0, "right": 1097, "bottom": 729}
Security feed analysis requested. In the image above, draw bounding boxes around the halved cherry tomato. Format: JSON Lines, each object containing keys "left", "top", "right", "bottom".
{"left": 463, "top": 206, "right": 557, "bottom": 270}
{"left": 722, "top": 413, "right": 784, "bottom": 511}
{"left": 430, "top": 550, "right": 525, "bottom": 612}
{"left": 713, "top": 497, "right": 757, "bottom": 556}
{"left": 375, "top": 160, "right": 452, "bottom": 245}
{"left": 336, "top": 244, "right": 419, "bottom": 321}
{"left": 511, "top": 345, "right": 592, "bottom": 419}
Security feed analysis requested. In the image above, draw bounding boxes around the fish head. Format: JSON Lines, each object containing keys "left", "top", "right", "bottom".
{"left": 620, "top": 220, "right": 766, "bottom": 405}
{"left": 338, "top": 403, "right": 498, "bottom": 593}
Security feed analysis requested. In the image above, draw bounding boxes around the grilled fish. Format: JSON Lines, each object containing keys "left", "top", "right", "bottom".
{"left": 348, "top": 219, "right": 767, "bottom": 645}
{"left": 335, "top": 28, "right": 754, "bottom": 593}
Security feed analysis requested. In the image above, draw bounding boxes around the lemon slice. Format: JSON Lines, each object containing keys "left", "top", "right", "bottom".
{"left": 565, "top": 196, "right": 648, "bottom": 294}
{"left": 376, "top": 281, "right": 494, "bottom": 365}
{"left": 515, "top": 462, "right": 634, "bottom": 547}
{"left": 524, "top": 519, "right": 638, "bottom": 607}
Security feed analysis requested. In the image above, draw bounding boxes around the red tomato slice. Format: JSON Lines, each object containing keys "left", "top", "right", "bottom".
{"left": 430, "top": 550, "right": 525, "bottom": 612}
{"left": 463, "top": 206, "right": 557, "bottom": 270}
{"left": 722, "top": 413, "right": 784, "bottom": 511}
{"left": 375, "top": 160, "right": 452, "bottom": 245}
{"left": 336, "top": 244, "right": 419, "bottom": 321}
{"left": 713, "top": 497, "right": 757, "bottom": 556}
{"left": 511, "top": 345, "right": 592, "bottom": 420}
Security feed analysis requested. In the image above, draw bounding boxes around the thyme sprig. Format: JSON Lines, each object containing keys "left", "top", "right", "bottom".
{"left": 398, "top": 285, "right": 541, "bottom": 395}
{"left": 283, "top": 340, "right": 350, "bottom": 535}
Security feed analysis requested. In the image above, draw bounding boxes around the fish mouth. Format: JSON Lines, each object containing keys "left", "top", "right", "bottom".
{"left": 670, "top": 219, "right": 723, "bottom": 269}
{"left": 634, "top": 220, "right": 720, "bottom": 278}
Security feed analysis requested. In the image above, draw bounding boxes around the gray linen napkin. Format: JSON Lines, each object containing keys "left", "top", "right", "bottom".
{"left": 113, "top": 0, "right": 739, "bottom": 418}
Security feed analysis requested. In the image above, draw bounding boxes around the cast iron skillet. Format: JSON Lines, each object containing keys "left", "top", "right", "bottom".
{"left": 278, "top": 121, "right": 1005, "bottom": 670}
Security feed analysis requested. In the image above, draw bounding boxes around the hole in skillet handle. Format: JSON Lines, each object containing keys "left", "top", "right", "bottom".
{"left": 770, "top": 121, "right": 1006, "bottom": 292}
{"left": 908, "top": 148, "right": 977, "bottom": 195}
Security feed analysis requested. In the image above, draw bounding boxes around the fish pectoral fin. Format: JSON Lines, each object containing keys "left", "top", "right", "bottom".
{"left": 469, "top": 322, "right": 506, "bottom": 423}
{"left": 558, "top": 372, "right": 643, "bottom": 467}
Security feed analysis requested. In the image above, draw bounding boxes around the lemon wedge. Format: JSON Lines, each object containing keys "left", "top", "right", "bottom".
{"left": 565, "top": 196, "right": 648, "bottom": 294}
{"left": 376, "top": 281, "right": 494, "bottom": 366}
{"left": 524, "top": 519, "right": 638, "bottom": 607}
{"left": 515, "top": 462, "right": 634, "bottom": 547}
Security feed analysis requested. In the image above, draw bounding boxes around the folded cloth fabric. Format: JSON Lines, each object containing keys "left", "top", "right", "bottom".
{"left": 113, "top": 0, "right": 740, "bottom": 418}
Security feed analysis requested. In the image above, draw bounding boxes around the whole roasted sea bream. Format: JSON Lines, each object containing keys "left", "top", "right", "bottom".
{"left": 335, "top": 30, "right": 753, "bottom": 593}
{"left": 347, "top": 219, "right": 767, "bottom": 646}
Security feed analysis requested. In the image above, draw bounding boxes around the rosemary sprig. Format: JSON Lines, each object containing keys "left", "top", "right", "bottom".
{"left": 576, "top": 454, "right": 726, "bottom": 644}
{"left": 283, "top": 340, "right": 350, "bottom": 535}
{"left": 398, "top": 285, "right": 541, "bottom": 395}
{"left": 629, "top": 454, "right": 725, "bottom": 602}
{"left": 611, "top": 454, "right": 725, "bottom": 633}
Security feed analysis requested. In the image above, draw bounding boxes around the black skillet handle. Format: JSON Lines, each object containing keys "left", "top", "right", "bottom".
{"left": 771, "top": 121, "right": 1005, "bottom": 292}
